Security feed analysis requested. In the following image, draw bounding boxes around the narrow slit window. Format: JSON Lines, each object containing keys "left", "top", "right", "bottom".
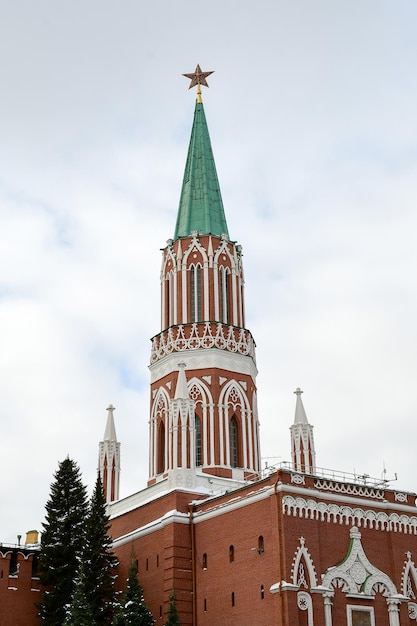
{"left": 195, "top": 415, "right": 202, "bottom": 466}
{"left": 190, "top": 264, "right": 202, "bottom": 322}
{"left": 168, "top": 272, "right": 174, "bottom": 327}
{"left": 230, "top": 417, "right": 238, "bottom": 468}
{"left": 229, "top": 545, "right": 234, "bottom": 562}
{"left": 157, "top": 422, "right": 165, "bottom": 475}
{"left": 220, "top": 267, "right": 230, "bottom": 324}
{"left": 258, "top": 535, "right": 264, "bottom": 554}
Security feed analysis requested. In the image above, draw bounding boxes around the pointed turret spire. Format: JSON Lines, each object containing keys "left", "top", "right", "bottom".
{"left": 104, "top": 403, "right": 117, "bottom": 440}
{"left": 290, "top": 388, "right": 316, "bottom": 475}
{"left": 174, "top": 363, "right": 189, "bottom": 400}
{"left": 98, "top": 404, "right": 121, "bottom": 503}
{"left": 174, "top": 68, "right": 229, "bottom": 240}
{"left": 294, "top": 387, "right": 308, "bottom": 425}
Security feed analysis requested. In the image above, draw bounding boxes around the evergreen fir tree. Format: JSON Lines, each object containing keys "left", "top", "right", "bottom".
{"left": 112, "top": 560, "right": 154, "bottom": 626}
{"left": 63, "top": 564, "right": 94, "bottom": 626}
{"left": 83, "top": 474, "right": 118, "bottom": 624}
{"left": 38, "top": 457, "right": 88, "bottom": 626}
{"left": 164, "top": 592, "right": 180, "bottom": 626}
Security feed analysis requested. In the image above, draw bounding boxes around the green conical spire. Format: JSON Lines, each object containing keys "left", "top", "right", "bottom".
{"left": 174, "top": 100, "right": 229, "bottom": 240}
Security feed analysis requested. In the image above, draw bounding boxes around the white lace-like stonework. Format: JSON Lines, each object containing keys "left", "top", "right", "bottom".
{"left": 402, "top": 552, "right": 417, "bottom": 615}
{"left": 283, "top": 495, "right": 417, "bottom": 534}
{"left": 409, "top": 602, "right": 417, "bottom": 620}
{"left": 151, "top": 322, "right": 256, "bottom": 364}
{"left": 291, "top": 474, "right": 305, "bottom": 485}
{"left": 291, "top": 537, "right": 318, "bottom": 589}
{"left": 322, "top": 526, "right": 398, "bottom": 597}
{"left": 314, "top": 478, "right": 384, "bottom": 500}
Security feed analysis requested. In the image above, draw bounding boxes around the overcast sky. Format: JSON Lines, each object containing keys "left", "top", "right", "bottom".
{"left": 1, "top": 0, "right": 417, "bottom": 544}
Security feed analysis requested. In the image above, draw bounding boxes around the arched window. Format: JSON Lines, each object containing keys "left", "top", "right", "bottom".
{"left": 258, "top": 535, "right": 264, "bottom": 554}
{"left": 195, "top": 415, "right": 202, "bottom": 466}
{"left": 168, "top": 272, "right": 174, "bottom": 327}
{"left": 219, "top": 266, "right": 230, "bottom": 324}
{"left": 230, "top": 417, "right": 238, "bottom": 468}
{"left": 157, "top": 422, "right": 165, "bottom": 475}
{"left": 190, "top": 264, "right": 202, "bottom": 322}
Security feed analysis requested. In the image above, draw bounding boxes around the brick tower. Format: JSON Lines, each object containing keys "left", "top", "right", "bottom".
{"left": 147, "top": 71, "right": 260, "bottom": 488}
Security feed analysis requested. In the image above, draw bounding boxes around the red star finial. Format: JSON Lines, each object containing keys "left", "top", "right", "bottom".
{"left": 183, "top": 64, "right": 214, "bottom": 90}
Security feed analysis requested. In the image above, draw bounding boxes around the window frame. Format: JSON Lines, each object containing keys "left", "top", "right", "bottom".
{"left": 346, "top": 605, "right": 375, "bottom": 626}
{"left": 190, "top": 264, "right": 202, "bottom": 322}
{"left": 230, "top": 417, "right": 238, "bottom": 468}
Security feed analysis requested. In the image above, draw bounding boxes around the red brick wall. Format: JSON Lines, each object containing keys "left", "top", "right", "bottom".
{"left": 0, "top": 550, "right": 40, "bottom": 626}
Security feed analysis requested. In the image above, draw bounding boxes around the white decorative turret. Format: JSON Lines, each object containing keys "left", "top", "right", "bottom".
{"left": 290, "top": 388, "right": 316, "bottom": 474}
{"left": 98, "top": 404, "right": 121, "bottom": 503}
{"left": 171, "top": 363, "right": 195, "bottom": 469}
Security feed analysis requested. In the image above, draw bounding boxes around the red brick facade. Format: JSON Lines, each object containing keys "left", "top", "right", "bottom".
{"left": 0, "top": 545, "right": 40, "bottom": 626}
{"left": 109, "top": 468, "right": 417, "bottom": 625}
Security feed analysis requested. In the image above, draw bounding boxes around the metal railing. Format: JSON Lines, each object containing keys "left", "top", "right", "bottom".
{"left": 258, "top": 460, "right": 396, "bottom": 489}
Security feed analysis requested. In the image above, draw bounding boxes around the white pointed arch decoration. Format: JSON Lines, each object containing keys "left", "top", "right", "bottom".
{"left": 182, "top": 234, "right": 209, "bottom": 266}
{"left": 321, "top": 527, "right": 404, "bottom": 626}
{"left": 219, "top": 379, "right": 251, "bottom": 412}
{"left": 150, "top": 386, "right": 170, "bottom": 477}
{"left": 151, "top": 386, "right": 170, "bottom": 422}
{"left": 219, "top": 379, "right": 253, "bottom": 470}
{"left": 322, "top": 526, "right": 397, "bottom": 597}
{"left": 187, "top": 376, "right": 213, "bottom": 408}
{"left": 213, "top": 236, "right": 236, "bottom": 267}
{"left": 290, "top": 538, "right": 317, "bottom": 626}
{"left": 402, "top": 552, "right": 417, "bottom": 620}
{"left": 187, "top": 376, "right": 213, "bottom": 467}
{"left": 402, "top": 551, "right": 417, "bottom": 599}
{"left": 291, "top": 536, "right": 318, "bottom": 589}
{"left": 161, "top": 243, "right": 176, "bottom": 276}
